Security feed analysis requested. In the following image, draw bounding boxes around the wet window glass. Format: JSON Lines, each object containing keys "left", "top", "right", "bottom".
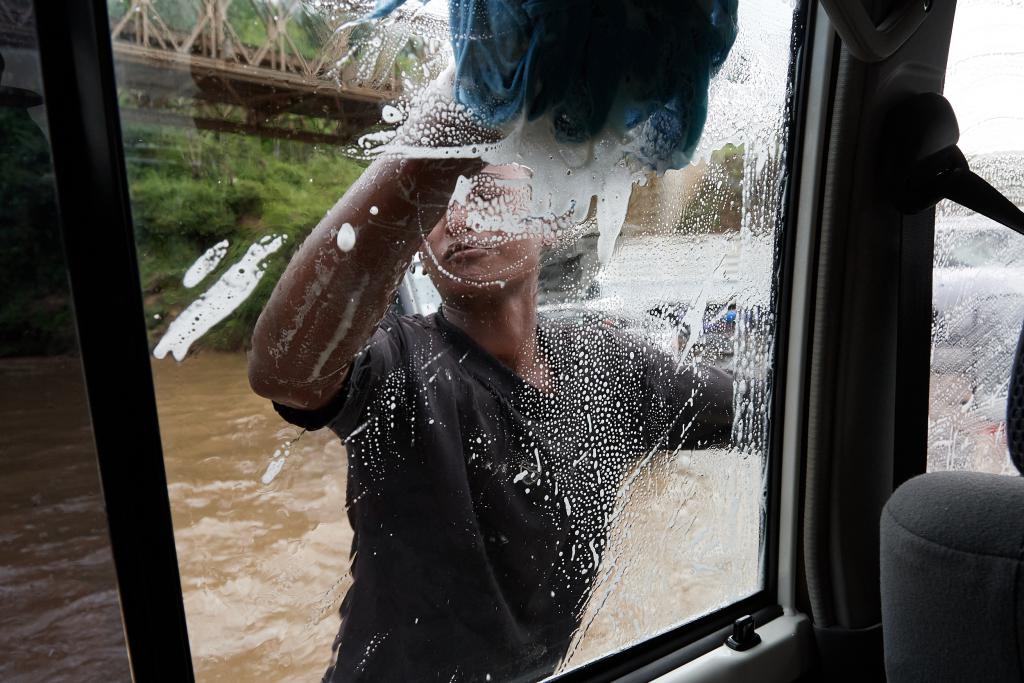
{"left": 0, "top": 3, "right": 131, "bottom": 679}
{"left": 928, "top": 0, "right": 1024, "bottom": 474}
{"left": 107, "top": 0, "right": 797, "bottom": 679}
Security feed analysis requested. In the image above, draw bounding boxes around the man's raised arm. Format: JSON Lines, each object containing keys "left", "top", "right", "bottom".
{"left": 248, "top": 157, "right": 480, "bottom": 410}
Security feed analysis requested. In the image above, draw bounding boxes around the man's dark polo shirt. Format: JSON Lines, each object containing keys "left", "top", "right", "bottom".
{"left": 275, "top": 309, "right": 733, "bottom": 682}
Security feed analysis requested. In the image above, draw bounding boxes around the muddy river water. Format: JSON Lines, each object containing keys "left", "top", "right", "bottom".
{"left": 0, "top": 357, "right": 131, "bottom": 682}
{"left": 2, "top": 352, "right": 761, "bottom": 682}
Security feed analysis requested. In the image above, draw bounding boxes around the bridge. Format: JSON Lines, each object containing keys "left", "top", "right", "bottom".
{"left": 3, "top": 0, "right": 443, "bottom": 145}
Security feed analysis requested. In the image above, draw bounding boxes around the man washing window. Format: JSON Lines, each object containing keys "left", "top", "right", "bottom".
{"left": 248, "top": 158, "right": 734, "bottom": 682}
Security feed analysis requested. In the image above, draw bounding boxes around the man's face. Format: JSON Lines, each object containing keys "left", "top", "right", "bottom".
{"left": 421, "top": 164, "right": 545, "bottom": 302}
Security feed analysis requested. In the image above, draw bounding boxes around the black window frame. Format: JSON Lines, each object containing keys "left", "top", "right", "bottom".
{"left": 31, "top": 0, "right": 816, "bottom": 679}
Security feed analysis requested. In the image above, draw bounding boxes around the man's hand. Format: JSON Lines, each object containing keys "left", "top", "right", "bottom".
{"left": 248, "top": 156, "right": 483, "bottom": 410}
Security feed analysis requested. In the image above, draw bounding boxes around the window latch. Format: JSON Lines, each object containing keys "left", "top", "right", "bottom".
{"left": 725, "top": 614, "right": 762, "bottom": 651}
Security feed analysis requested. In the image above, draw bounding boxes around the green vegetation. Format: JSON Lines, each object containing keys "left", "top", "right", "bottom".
{"left": 0, "top": 101, "right": 364, "bottom": 358}
{"left": 125, "top": 125, "right": 365, "bottom": 353}
{"left": 0, "top": 108, "right": 76, "bottom": 357}
{"left": 680, "top": 142, "right": 745, "bottom": 234}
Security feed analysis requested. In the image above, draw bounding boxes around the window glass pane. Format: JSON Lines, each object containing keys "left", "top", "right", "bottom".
{"left": 929, "top": 0, "right": 1024, "bottom": 474}
{"left": 108, "top": 0, "right": 796, "bottom": 679}
{"left": 0, "top": 3, "right": 131, "bottom": 679}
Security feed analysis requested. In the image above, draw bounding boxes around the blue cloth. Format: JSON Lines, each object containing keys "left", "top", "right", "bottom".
{"left": 368, "top": 0, "right": 739, "bottom": 171}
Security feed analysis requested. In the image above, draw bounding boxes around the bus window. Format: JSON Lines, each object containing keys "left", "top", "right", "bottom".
{"left": 105, "top": 0, "right": 799, "bottom": 678}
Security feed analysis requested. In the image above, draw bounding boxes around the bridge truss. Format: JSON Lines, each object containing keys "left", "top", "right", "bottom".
{"left": 108, "top": 0, "right": 405, "bottom": 146}
{"left": 3, "top": 0, "right": 430, "bottom": 146}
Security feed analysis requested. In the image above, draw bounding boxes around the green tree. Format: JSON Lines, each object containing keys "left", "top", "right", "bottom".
{"left": 122, "top": 124, "right": 365, "bottom": 354}
{"left": 0, "top": 108, "right": 76, "bottom": 356}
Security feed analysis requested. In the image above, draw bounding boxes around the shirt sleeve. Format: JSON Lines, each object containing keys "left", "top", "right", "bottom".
{"left": 638, "top": 342, "right": 735, "bottom": 451}
{"left": 272, "top": 311, "right": 406, "bottom": 436}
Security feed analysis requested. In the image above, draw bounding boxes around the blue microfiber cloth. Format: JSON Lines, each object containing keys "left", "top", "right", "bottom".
{"left": 366, "top": 0, "right": 738, "bottom": 171}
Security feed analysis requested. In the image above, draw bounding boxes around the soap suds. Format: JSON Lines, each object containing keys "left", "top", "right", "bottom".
{"left": 308, "top": 272, "right": 371, "bottom": 381}
{"left": 354, "top": 67, "right": 649, "bottom": 262}
{"left": 183, "top": 239, "right": 229, "bottom": 288}
{"left": 154, "top": 234, "right": 286, "bottom": 361}
{"left": 336, "top": 222, "right": 357, "bottom": 252}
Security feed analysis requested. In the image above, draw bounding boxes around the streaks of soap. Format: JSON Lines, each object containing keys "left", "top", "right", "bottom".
{"left": 154, "top": 234, "right": 286, "bottom": 361}
{"left": 261, "top": 443, "right": 292, "bottom": 485}
{"left": 309, "top": 272, "right": 370, "bottom": 381}
{"left": 352, "top": 66, "right": 650, "bottom": 260}
{"left": 434, "top": 165, "right": 583, "bottom": 262}
{"left": 342, "top": 1, "right": 794, "bottom": 269}
{"left": 450, "top": 173, "right": 473, "bottom": 205}
{"left": 696, "top": 1, "right": 792, "bottom": 160}
{"left": 566, "top": 442, "right": 762, "bottom": 667}
{"left": 261, "top": 457, "right": 285, "bottom": 485}
{"left": 270, "top": 251, "right": 337, "bottom": 362}
{"left": 183, "top": 239, "right": 229, "bottom": 288}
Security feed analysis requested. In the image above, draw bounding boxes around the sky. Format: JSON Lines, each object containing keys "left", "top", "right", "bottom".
{"left": 942, "top": 0, "right": 1024, "bottom": 154}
